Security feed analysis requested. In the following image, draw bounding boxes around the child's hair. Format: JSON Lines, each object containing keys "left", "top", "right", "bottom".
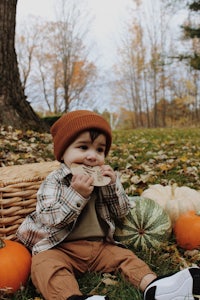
{"left": 89, "top": 129, "right": 103, "bottom": 143}
{"left": 50, "top": 110, "right": 112, "bottom": 162}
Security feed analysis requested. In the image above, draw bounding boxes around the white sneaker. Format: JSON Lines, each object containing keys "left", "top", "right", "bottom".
{"left": 144, "top": 267, "right": 200, "bottom": 300}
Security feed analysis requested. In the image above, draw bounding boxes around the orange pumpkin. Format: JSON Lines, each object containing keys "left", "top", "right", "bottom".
{"left": 0, "top": 238, "right": 32, "bottom": 293}
{"left": 174, "top": 210, "right": 200, "bottom": 250}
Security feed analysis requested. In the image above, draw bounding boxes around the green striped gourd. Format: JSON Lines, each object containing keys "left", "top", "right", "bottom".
{"left": 114, "top": 197, "right": 172, "bottom": 251}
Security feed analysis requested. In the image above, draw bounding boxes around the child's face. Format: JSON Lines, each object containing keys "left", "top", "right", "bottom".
{"left": 62, "top": 131, "right": 106, "bottom": 168}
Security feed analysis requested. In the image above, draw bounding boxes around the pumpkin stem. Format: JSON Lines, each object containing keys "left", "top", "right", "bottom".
{"left": 169, "top": 179, "right": 177, "bottom": 199}
{"left": 0, "top": 238, "right": 6, "bottom": 249}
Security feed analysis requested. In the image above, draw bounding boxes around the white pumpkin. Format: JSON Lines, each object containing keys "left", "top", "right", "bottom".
{"left": 141, "top": 183, "right": 200, "bottom": 225}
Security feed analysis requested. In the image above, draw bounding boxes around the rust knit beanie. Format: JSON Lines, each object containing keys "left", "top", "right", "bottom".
{"left": 50, "top": 110, "right": 112, "bottom": 162}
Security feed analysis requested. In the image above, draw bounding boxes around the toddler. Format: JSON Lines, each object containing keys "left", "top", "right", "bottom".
{"left": 17, "top": 110, "right": 200, "bottom": 300}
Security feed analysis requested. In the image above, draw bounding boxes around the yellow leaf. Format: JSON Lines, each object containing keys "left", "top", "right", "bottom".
{"left": 102, "top": 277, "right": 118, "bottom": 286}
{"left": 158, "top": 163, "right": 170, "bottom": 171}
{"left": 180, "top": 156, "right": 188, "bottom": 162}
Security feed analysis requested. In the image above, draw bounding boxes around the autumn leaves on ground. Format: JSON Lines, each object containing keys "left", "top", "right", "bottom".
{"left": 1, "top": 126, "right": 200, "bottom": 300}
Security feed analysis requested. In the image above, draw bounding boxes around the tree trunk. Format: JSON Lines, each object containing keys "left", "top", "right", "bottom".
{"left": 0, "top": 0, "right": 48, "bottom": 131}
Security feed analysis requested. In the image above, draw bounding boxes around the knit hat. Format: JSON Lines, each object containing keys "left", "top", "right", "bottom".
{"left": 50, "top": 110, "right": 112, "bottom": 162}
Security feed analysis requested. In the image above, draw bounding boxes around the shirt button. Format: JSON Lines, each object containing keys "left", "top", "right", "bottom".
{"left": 77, "top": 202, "right": 81, "bottom": 207}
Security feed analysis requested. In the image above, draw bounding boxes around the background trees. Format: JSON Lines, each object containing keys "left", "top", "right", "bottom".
{"left": 16, "top": 0, "right": 97, "bottom": 115}
{"left": 182, "top": 0, "right": 200, "bottom": 70}
{"left": 1, "top": 0, "right": 198, "bottom": 130}
{"left": 180, "top": 0, "right": 200, "bottom": 121}
{"left": 111, "top": 0, "right": 200, "bottom": 128}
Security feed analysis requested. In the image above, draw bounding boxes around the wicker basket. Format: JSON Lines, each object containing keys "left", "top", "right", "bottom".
{"left": 0, "top": 161, "right": 60, "bottom": 240}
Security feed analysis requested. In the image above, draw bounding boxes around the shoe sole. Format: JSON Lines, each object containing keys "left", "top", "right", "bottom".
{"left": 144, "top": 267, "right": 200, "bottom": 300}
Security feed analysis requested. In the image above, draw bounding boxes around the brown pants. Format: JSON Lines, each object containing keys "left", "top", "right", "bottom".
{"left": 31, "top": 240, "right": 155, "bottom": 300}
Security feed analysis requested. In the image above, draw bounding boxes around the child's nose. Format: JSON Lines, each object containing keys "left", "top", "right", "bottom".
{"left": 86, "top": 150, "right": 97, "bottom": 160}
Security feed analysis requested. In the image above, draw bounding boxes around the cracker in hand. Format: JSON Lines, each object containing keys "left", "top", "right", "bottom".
{"left": 71, "top": 163, "right": 111, "bottom": 186}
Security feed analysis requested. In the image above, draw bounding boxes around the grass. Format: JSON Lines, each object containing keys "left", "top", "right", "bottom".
{"left": 1, "top": 127, "right": 200, "bottom": 299}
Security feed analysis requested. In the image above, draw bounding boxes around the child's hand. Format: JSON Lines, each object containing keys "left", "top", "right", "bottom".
{"left": 100, "top": 165, "right": 116, "bottom": 184}
{"left": 71, "top": 174, "right": 94, "bottom": 198}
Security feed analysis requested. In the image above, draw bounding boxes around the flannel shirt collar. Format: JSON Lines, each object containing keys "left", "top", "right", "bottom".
{"left": 59, "top": 162, "right": 72, "bottom": 178}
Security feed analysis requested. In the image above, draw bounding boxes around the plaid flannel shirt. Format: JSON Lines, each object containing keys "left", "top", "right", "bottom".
{"left": 16, "top": 163, "right": 130, "bottom": 255}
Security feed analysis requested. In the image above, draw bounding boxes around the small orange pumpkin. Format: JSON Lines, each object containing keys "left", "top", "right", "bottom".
{"left": 0, "top": 238, "right": 32, "bottom": 293}
{"left": 174, "top": 210, "right": 200, "bottom": 250}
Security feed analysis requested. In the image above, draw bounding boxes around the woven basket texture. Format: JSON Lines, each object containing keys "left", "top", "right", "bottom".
{"left": 0, "top": 161, "right": 59, "bottom": 240}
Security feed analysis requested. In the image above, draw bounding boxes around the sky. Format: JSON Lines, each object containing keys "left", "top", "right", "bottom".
{"left": 16, "top": 0, "right": 132, "bottom": 68}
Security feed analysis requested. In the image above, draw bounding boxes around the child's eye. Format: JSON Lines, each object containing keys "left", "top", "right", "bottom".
{"left": 97, "top": 147, "right": 105, "bottom": 153}
{"left": 79, "top": 145, "right": 88, "bottom": 150}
